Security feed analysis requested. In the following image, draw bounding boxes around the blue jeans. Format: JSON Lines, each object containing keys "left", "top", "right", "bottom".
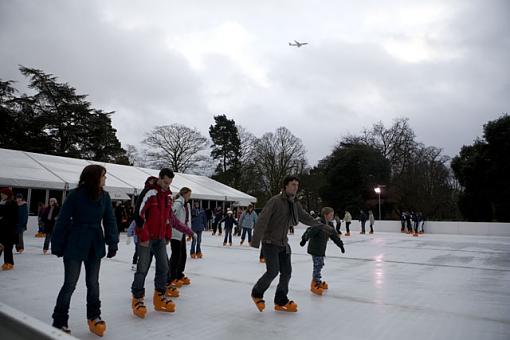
{"left": 312, "top": 256, "right": 324, "bottom": 282}
{"left": 252, "top": 243, "right": 292, "bottom": 305}
{"left": 190, "top": 231, "right": 202, "bottom": 254}
{"left": 131, "top": 239, "right": 169, "bottom": 298}
{"left": 52, "top": 255, "right": 101, "bottom": 327}
{"left": 241, "top": 228, "right": 252, "bottom": 243}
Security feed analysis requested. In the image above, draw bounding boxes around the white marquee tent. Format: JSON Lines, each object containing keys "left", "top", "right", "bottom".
{"left": 0, "top": 148, "right": 256, "bottom": 204}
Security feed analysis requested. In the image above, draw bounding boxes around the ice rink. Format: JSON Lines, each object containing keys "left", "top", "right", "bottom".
{"left": 1, "top": 225, "right": 510, "bottom": 340}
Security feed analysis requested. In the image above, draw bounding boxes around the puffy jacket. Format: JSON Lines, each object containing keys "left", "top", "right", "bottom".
{"left": 343, "top": 212, "right": 352, "bottom": 223}
{"left": 191, "top": 207, "right": 207, "bottom": 232}
{"left": 136, "top": 183, "right": 192, "bottom": 243}
{"left": 301, "top": 219, "right": 344, "bottom": 257}
{"left": 239, "top": 210, "right": 257, "bottom": 229}
{"left": 172, "top": 196, "right": 192, "bottom": 241}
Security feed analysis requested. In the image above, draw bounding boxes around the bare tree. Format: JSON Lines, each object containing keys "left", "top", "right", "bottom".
{"left": 359, "top": 118, "right": 417, "bottom": 176}
{"left": 253, "top": 127, "right": 307, "bottom": 196}
{"left": 124, "top": 144, "right": 139, "bottom": 166}
{"left": 143, "top": 124, "right": 209, "bottom": 173}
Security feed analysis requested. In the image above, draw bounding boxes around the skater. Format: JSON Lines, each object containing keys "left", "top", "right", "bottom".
{"left": 169, "top": 187, "right": 194, "bottom": 288}
{"left": 15, "top": 193, "right": 28, "bottom": 253}
{"left": 212, "top": 207, "right": 223, "bottom": 235}
{"left": 368, "top": 210, "right": 375, "bottom": 234}
{"left": 251, "top": 175, "right": 336, "bottom": 313}
{"left": 359, "top": 210, "right": 368, "bottom": 234}
{"left": 412, "top": 211, "right": 419, "bottom": 236}
{"left": 42, "top": 198, "right": 60, "bottom": 255}
{"left": 0, "top": 188, "right": 18, "bottom": 271}
{"left": 334, "top": 212, "right": 342, "bottom": 234}
{"left": 405, "top": 212, "right": 413, "bottom": 234}
{"left": 239, "top": 204, "right": 257, "bottom": 246}
{"left": 50, "top": 165, "right": 119, "bottom": 336}
{"left": 300, "top": 207, "right": 345, "bottom": 295}
{"left": 219, "top": 209, "right": 238, "bottom": 246}
{"left": 190, "top": 202, "right": 207, "bottom": 259}
{"left": 36, "top": 202, "right": 46, "bottom": 237}
{"left": 343, "top": 210, "right": 352, "bottom": 236}
{"left": 419, "top": 213, "right": 425, "bottom": 234}
{"left": 400, "top": 211, "right": 407, "bottom": 232}
{"left": 131, "top": 169, "right": 194, "bottom": 319}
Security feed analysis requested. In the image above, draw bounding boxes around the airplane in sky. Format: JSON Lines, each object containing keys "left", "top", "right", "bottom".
{"left": 288, "top": 40, "right": 309, "bottom": 47}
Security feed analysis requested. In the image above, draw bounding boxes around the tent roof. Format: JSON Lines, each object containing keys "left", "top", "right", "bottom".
{"left": 0, "top": 148, "right": 256, "bottom": 202}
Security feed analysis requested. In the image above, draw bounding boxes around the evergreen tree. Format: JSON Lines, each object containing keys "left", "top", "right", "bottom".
{"left": 209, "top": 114, "right": 241, "bottom": 186}
{"left": 452, "top": 114, "right": 510, "bottom": 221}
{"left": 1, "top": 66, "right": 128, "bottom": 164}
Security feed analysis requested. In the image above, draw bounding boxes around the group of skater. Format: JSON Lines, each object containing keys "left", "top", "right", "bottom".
{"left": 401, "top": 211, "right": 426, "bottom": 236}
{"left": 1, "top": 166, "right": 426, "bottom": 337}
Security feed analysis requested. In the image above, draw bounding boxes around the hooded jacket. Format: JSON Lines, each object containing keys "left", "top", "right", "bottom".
{"left": 136, "top": 178, "right": 193, "bottom": 243}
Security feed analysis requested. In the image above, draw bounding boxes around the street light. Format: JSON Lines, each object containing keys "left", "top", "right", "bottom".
{"left": 374, "top": 187, "right": 382, "bottom": 220}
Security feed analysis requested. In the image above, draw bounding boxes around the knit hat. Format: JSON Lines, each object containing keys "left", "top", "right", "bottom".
{"left": 227, "top": 209, "right": 233, "bottom": 214}
{"left": 0, "top": 188, "right": 13, "bottom": 197}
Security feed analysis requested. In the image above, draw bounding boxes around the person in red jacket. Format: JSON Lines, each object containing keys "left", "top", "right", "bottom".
{"left": 130, "top": 168, "right": 195, "bottom": 319}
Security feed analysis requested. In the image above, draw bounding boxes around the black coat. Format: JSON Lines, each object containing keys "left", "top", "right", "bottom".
{"left": 301, "top": 220, "right": 344, "bottom": 257}
{"left": 0, "top": 200, "right": 18, "bottom": 244}
{"left": 42, "top": 206, "right": 60, "bottom": 234}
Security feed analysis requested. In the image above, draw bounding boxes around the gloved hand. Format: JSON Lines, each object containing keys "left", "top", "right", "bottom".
{"left": 107, "top": 245, "right": 117, "bottom": 258}
{"left": 338, "top": 240, "right": 345, "bottom": 253}
{"left": 299, "top": 239, "right": 306, "bottom": 247}
{"left": 192, "top": 233, "right": 198, "bottom": 240}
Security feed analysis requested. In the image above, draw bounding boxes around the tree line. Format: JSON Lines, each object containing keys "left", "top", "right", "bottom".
{"left": 1, "top": 66, "right": 508, "bottom": 221}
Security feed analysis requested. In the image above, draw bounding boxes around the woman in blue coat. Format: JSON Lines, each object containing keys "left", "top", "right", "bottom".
{"left": 51, "top": 165, "right": 119, "bottom": 336}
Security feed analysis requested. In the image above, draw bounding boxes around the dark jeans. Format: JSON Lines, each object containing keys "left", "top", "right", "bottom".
{"left": 131, "top": 239, "right": 169, "bottom": 298}
{"left": 223, "top": 227, "right": 233, "bottom": 244}
{"left": 168, "top": 237, "right": 186, "bottom": 283}
{"left": 241, "top": 228, "right": 252, "bottom": 242}
{"left": 336, "top": 222, "right": 341, "bottom": 234}
{"left": 16, "top": 231, "right": 24, "bottom": 251}
{"left": 190, "top": 230, "right": 202, "bottom": 254}
{"left": 252, "top": 243, "right": 292, "bottom": 305}
{"left": 52, "top": 253, "right": 101, "bottom": 327}
{"left": 2, "top": 242, "right": 14, "bottom": 265}
{"left": 361, "top": 221, "right": 366, "bottom": 233}
{"left": 43, "top": 232, "right": 52, "bottom": 250}
{"left": 212, "top": 221, "right": 222, "bottom": 235}
{"left": 345, "top": 222, "right": 351, "bottom": 233}
{"left": 370, "top": 223, "right": 374, "bottom": 233}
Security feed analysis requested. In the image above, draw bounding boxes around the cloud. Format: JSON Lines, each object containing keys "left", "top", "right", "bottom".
{"left": 1, "top": 0, "right": 508, "bottom": 165}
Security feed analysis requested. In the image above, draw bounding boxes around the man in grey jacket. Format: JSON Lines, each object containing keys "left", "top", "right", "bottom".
{"left": 250, "top": 175, "right": 337, "bottom": 313}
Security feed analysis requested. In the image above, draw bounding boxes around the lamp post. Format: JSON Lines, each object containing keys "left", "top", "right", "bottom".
{"left": 374, "top": 187, "right": 381, "bottom": 220}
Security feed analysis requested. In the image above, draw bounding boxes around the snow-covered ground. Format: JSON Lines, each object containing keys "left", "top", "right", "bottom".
{"left": 1, "top": 225, "right": 509, "bottom": 340}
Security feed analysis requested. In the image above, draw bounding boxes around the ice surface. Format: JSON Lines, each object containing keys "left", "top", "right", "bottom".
{"left": 1, "top": 225, "right": 509, "bottom": 340}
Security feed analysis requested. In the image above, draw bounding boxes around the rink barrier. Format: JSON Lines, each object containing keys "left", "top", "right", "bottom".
{"left": 25, "top": 216, "right": 510, "bottom": 237}
{"left": 0, "top": 302, "right": 78, "bottom": 340}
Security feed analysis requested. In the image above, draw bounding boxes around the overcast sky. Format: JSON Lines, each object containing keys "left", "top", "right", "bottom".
{"left": 1, "top": 0, "right": 509, "bottom": 165}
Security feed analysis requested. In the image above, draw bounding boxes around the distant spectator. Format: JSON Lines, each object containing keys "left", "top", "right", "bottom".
{"left": 15, "top": 193, "right": 28, "bottom": 253}
{"left": 42, "top": 198, "right": 60, "bottom": 255}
